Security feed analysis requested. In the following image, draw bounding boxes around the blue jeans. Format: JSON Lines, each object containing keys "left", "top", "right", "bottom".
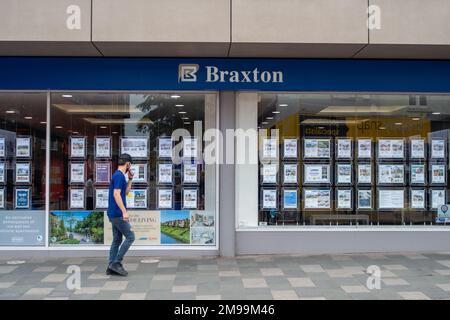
{"left": 109, "top": 217, "right": 135, "bottom": 265}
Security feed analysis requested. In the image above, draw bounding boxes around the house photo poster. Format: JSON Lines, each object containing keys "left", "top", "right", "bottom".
{"left": 95, "top": 162, "right": 112, "bottom": 184}
{"left": 95, "top": 188, "right": 109, "bottom": 209}
{"left": 304, "top": 189, "right": 331, "bottom": 209}
{"left": 282, "top": 189, "right": 298, "bottom": 210}
{"left": 283, "top": 138, "right": 298, "bottom": 159}
{"left": 183, "top": 188, "right": 199, "bottom": 209}
{"left": 336, "top": 189, "right": 352, "bottom": 210}
{"left": 410, "top": 138, "right": 425, "bottom": 159}
{"left": 378, "top": 139, "right": 404, "bottom": 159}
{"left": 336, "top": 138, "right": 352, "bottom": 159}
{"left": 262, "top": 189, "right": 277, "bottom": 210}
{"left": 15, "top": 162, "right": 31, "bottom": 184}
{"left": 69, "top": 162, "right": 85, "bottom": 184}
{"left": 69, "top": 136, "right": 86, "bottom": 158}
{"left": 120, "top": 137, "right": 148, "bottom": 158}
{"left": 126, "top": 189, "right": 148, "bottom": 209}
{"left": 262, "top": 137, "right": 278, "bottom": 159}
{"left": 183, "top": 163, "right": 199, "bottom": 185}
{"left": 304, "top": 138, "right": 331, "bottom": 159}
{"left": 183, "top": 137, "right": 199, "bottom": 159}
{"left": 95, "top": 136, "right": 112, "bottom": 159}
{"left": 261, "top": 163, "right": 278, "bottom": 184}
{"left": 16, "top": 136, "right": 31, "bottom": 158}
{"left": 357, "top": 139, "right": 372, "bottom": 159}
{"left": 15, "top": 188, "right": 30, "bottom": 209}
{"left": 304, "top": 164, "right": 330, "bottom": 184}
{"left": 158, "top": 137, "right": 173, "bottom": 159}
{"left": 158, "top": 188, "right": 173, "bottom": 209}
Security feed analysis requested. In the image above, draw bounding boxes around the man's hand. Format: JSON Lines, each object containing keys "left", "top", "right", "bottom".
{"left": 122, "top": 211, "right": 130, "bottom": 222}
{"left": 127, "top": 169, "right": 134, "bottom": 181}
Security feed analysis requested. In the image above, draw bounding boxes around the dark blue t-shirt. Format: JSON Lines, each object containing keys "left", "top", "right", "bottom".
{"left": 107, "top": 170, "right": 127, "bottom": 218}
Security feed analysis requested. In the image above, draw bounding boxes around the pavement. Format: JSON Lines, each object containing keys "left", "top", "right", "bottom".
{"left": 1, "top": 252, "right": 450, "bottom": 300}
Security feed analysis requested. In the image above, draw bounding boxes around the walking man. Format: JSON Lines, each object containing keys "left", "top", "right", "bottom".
{"left": 107, "top": 153, "right": 135, "bottom": 276}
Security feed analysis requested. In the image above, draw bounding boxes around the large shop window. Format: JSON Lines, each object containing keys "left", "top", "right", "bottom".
{"left": 0, "top": 92, "right": 47, "bottom": 246}
{"left": 258, "top": 93, "right": 450, "bottom": 226}
{"left": 0, "top": 93, "right": 47, "bottom": 211}
{"left": 49, "top": 93, "right": 217, "bottom": 246}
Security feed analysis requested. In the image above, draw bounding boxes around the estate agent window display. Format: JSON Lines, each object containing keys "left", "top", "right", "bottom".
{"left": 0, "top": 93, "right": 47, "bottom": 211}
{"left": 257, "top": 93, "right": 450, "bottom": 227}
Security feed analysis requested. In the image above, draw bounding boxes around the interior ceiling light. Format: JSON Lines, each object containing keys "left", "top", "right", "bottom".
{"left": 52, "top": 104, "right": 144, "bottom": 114}
{"left": 83, "top": 118, "right": 154, "bottom": 125}
{"left": 319, "top": 106, "right": 406, "bottom": 114}
{"left": 301, "top": 119, "right": 370, "bottom": 125}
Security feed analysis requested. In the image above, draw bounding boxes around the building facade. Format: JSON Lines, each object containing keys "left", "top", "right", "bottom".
{"left": 1, "top": 0, "right": 450, "bottom": 257}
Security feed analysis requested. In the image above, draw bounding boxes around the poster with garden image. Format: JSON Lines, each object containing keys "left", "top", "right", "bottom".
{"left": 50, "top": 211, "right": 104, "bottom": 245}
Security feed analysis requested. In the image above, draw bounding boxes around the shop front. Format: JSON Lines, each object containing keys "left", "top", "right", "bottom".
{"left": 0, "top": 57, "right": 450, "bottom": 256}
{"left": 0, "top": 91, "right": 218, "bottom": 253}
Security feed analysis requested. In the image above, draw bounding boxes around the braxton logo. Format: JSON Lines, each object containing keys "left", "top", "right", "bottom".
{"left": 179, "top": 64, "right": 199, "bottom": 82}
{"left": 179, "top": 64, "right": 284, "bottom": 83}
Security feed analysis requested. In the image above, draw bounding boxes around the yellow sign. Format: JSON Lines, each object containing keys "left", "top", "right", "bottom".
{"left": 346, "top": 117, "right": 430, "bottom": 138}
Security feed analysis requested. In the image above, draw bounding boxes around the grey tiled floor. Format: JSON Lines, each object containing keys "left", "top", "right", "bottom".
{"left": 1, "top": 253, "right": 450, "bottom": 300}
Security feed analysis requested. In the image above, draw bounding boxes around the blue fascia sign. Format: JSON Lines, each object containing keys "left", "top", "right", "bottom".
{"left": 1, "top": 57, "right": 450, "bottom": 92}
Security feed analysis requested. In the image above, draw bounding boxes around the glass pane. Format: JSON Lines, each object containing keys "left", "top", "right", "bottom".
{"left": 0, "top": 92, "right": 47, "bottom": 210}
{"left": 49, "top": 92, "right": 216, "bottom": 246}
{"left": 258, "top": 93, "right": 450, "bottom": 227}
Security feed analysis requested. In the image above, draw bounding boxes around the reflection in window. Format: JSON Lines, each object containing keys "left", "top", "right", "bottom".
{"left": 49, "top": 93, "right": 206, "bottom": 211}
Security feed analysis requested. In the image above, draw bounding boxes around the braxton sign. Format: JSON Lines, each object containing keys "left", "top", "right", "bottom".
{"left": 179, "top": 64, "right": 284, "bottom": 83}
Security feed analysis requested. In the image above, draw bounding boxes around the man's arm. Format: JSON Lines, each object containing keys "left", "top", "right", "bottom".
{"left": 113, "top": 189, "right": 128, "bottom": 220}
{"left": 125, "top": 179, "right": 132, "bottom": 195}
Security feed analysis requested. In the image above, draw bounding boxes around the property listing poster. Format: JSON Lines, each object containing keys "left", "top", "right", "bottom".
{"left": 0, "top": 211, "right": 46, "bottom": 246}
{"left": 106, "top": 210, "right": 215, "bottom": 246}
{"left": 50, "top": 211, "right": 104, "bottom": 245}
{"left": 190, "top": 210, "right": 215, "bottom": 245}
{"left": 104, "top": 211, "right": 160, "bottom": 245}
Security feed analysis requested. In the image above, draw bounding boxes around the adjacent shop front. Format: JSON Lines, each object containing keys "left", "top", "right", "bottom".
{"left": 1, "top": 58, "right": 450, "bottom": 256}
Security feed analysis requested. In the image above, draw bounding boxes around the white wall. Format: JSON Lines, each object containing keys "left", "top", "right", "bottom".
{"left": 230, "top": 0, "right": 368, "bottom": 57}
{"left": 235, "top": 92, "right": 259, "bottom": 228}
{"left": 1, "top": 0, "right": 450, "bottom": 58}
{"left": 357, "top": 0, "right": 450, "bottom": 59}
{"left": 0, "top": 0, "right": 98, "bottom": 55}
{"left": 92, "top": 0, "right": 230, "bottom": 57}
